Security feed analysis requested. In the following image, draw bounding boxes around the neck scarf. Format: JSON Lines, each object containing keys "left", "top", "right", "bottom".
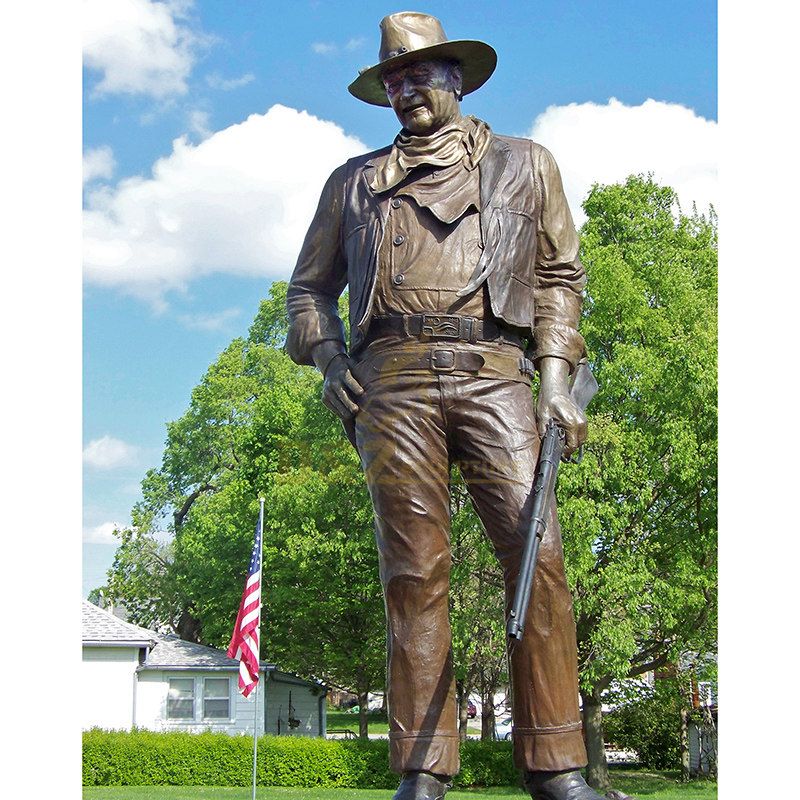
{"left": 369, "top": 115, "right": 492, "bottom": 194}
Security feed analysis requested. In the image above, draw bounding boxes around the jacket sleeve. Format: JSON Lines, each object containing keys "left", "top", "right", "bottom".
{"left": 285, "top": 163, "right": 349, "bottom": 368}
{"left": 530, "top": 143, "right": 587, "bottom": 372}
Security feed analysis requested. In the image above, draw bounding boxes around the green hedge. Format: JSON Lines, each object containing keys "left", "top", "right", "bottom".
{"left": 83, "top": 730, "right": 518, "bottom": 788}
{"left": 603, "top": 679, "right": 682, "bottom": 770}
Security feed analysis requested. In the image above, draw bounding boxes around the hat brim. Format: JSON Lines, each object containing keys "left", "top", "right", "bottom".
{"left": 348, "top": 40, "right": 497, "bottom": 107}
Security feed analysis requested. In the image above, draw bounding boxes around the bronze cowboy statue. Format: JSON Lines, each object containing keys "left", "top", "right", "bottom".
{"left": 286, "top": 12, "right": 602, "bottom": 800}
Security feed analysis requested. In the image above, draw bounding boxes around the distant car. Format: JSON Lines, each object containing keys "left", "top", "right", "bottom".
{"left": 466, "top": 700, "right": 477, "bottom": 719}
{"left": 494, "top": 715, "right": 513, "bottom": 741}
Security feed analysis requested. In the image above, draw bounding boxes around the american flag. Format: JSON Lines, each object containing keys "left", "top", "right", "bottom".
{"left": 227, "top": 516, "right": 263, "bottom": 697}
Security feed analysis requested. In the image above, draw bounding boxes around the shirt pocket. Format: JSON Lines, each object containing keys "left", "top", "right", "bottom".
{"left": 504, "top": 208, "right": 537, "bottom": 286}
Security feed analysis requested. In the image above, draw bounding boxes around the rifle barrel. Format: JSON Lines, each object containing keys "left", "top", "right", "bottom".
{"left": 506, "top": 420, "right": 565, "bottom": 641}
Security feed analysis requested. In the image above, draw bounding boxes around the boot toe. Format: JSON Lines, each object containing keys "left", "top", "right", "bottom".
{"left": 392, "top": 771, "right": 452, "bottom": 800}
{"left": 524, "top": 769, "right": 608, "bottom": 800}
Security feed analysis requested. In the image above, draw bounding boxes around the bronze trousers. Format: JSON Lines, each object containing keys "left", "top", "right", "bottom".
{"left": 353, "top": 363, "right": 587, "bottom": 776}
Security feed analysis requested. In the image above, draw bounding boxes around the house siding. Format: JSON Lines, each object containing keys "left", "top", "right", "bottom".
{"left": 264, "top": 675, "right": 324, "bottom": 737}
{"left": 81, "top": 646, "right": 140, "bottom": 730}
{"left": 136, "top": 670, "right": 265, "bottom": 735}
{"left": 688, "top": 716, "right": 718, "bottom": 777}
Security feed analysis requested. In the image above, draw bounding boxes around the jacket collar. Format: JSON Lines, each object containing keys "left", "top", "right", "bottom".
{"left": 363, "top": 132, "right": 511, "bottom": 212}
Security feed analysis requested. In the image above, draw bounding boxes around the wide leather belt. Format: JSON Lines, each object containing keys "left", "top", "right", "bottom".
{"left": 368, "top": 314, "right": 522, "bottom": 347}
{"left": 352, "top": 346, "right": 534, "bottom": 386}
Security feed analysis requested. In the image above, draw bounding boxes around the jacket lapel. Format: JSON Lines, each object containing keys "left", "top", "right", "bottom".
{"left": 454, "top": 136, "right": 511, "bottom": 298}
{"left": 362, "top": 157, "right": 392, "bottom": 222}
{"left": 479, "top": 135, "right": 511, "bottom": 211}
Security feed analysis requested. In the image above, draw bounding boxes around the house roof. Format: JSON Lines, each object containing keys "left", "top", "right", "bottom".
{"left": 139, "top": 633, "right": 274, "bottom": 671}
{"left": 139, "top": 637, "right": 325, "bottom": 690}
{"left": 81, "top": 599, "right": 158, "bottom": 646}
{"left": 81, "top": 601, "right": 325, "bottom": 690}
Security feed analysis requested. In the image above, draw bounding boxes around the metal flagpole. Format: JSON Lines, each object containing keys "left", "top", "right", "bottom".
{"left": 251, "top": 497, "right": 265, "bottom": 800}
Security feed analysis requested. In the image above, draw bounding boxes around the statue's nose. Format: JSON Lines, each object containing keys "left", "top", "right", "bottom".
{"left": 400, "top": 78, "right": 417, "bottom": 98}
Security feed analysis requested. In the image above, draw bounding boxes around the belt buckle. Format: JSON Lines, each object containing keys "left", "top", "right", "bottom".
{"left": 430, "top": 349, "right": 456, "bottom": 373}
{"left": 420, "top": 314, "right": 461, "bottom": 341}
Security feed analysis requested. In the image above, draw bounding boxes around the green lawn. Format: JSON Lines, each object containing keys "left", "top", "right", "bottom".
{"left": 325, "top": 711, "right": 389, "bottom": 735}
{"left": 83, "top": 772, "right": 717, "bottom": 800}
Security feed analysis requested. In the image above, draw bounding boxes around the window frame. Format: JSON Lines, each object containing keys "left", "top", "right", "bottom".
{"left": 202, "top": 676, "right": 232, "bottom": 721}
{"left": 166, "top": 677, "right": 196, "bottom": 721}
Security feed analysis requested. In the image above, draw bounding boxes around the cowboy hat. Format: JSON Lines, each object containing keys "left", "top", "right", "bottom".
{"left": 348, "top": 11, "right": 497, "bottom": 107}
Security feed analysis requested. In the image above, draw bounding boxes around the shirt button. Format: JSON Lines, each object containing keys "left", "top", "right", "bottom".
{"left": 393, "top": 274, "right": 405, "bottom": 285}
{"left": 391, "top": 198, "right": 402, "bottom": 209}
{"left": 393, "top": 234, "right": 405, "bottom": 246}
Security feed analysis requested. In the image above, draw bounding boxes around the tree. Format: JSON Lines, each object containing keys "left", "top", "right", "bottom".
{"left": 101, "top": 283, "right": 386, "bottom": 738}
{"left": 557, "top": 175, "right": 718, "bottom": 791}
{"left": 449, "top": 471, "right": 507, "bottom": 741}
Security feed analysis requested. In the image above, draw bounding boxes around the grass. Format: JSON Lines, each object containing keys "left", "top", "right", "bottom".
{"left": 82, "top": 771, "right": 717, "bottom": 800}
{"left": 325, "top": 710, "right": 389, "bottom": 735}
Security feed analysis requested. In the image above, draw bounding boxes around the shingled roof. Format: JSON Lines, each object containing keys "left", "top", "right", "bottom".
{"left": 81, "top": 601, "right": 323, "bottom": 688}
{"left": 81, "top": 600, "right": 158, "bottom": 646}
{"left": 139, "top": 633, "right": 272, "bottom": 670}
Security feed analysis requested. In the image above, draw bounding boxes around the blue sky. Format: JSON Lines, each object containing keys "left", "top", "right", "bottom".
{"left": 81, "top": 0, "right": 719, "bottom": 596}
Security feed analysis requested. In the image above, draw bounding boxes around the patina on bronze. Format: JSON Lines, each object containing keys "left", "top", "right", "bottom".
{"left": 286, "top": 12, "right": 602, "bottom": 800}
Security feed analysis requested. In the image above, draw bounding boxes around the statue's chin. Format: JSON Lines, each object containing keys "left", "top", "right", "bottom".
{"left": 402, "top": 110, "right": 435, "bottom": 135}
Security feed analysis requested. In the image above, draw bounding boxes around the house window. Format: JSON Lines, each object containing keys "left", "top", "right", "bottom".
{"left": 167, "top": 678, "right": 195, "bottom": 720}
{"left": 203, "top": 677, "right": 231, "bottom": 720}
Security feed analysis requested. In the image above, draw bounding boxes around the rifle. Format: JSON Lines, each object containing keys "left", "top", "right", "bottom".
{"left": 506, "top": 358, "right": 598, "bottom": 643}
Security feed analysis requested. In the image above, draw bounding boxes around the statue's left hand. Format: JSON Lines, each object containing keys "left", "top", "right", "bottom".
{"left": 536, "top": 389, "right": 587, "bottom": 457}
{"left": 536, "top": 356, "right": 587, "bottom": 457}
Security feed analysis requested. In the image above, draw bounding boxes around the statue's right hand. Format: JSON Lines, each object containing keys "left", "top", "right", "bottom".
{"left": 321, "top": 355, "right": 364, "bottom": 421}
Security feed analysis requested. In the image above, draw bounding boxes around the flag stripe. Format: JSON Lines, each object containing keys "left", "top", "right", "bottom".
{"left": 227, "top": 514, "right": 264, "bottom": 698}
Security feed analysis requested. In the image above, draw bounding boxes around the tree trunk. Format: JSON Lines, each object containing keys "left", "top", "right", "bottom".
{"left": 480, "top": 678, "right": 496, "bottom": 741}
{"left": 456, "top": 680, "right": 469, "bottom": 742}
{"left": 581, "top": 689, "right": 612, "bottom": 794}
{"left": 358, "top": 689, "right": 369, "bottom": 740}
{"left": 680, "top": 707, "right": 691, "bottom": 782}
{"left": 176, "top": 607, "right": 202, "bottom": 642}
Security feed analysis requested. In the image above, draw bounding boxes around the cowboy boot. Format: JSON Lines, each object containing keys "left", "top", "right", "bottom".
{"left": 392, "top": 771, "right": 452, "bottom": 800}
{"left": 524, "top": 769, "right": 607, "bottom": 800}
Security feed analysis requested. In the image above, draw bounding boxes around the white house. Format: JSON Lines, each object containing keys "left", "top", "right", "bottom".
{"left": 81, "top": 600, "right": 327, "bottom": 736}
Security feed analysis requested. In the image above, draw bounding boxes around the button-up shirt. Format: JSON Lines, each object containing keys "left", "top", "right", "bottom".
{"left": 373, "top": 160, "right": 490, "bottom": 319}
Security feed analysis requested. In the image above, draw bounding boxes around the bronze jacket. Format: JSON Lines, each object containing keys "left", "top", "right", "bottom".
{"left": 286, "top": 133, "right": 586, "bottom": 370}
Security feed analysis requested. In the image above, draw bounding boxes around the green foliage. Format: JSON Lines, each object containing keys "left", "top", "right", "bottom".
{"left": 457, "top": 741, "right": 518, "bottom": 787}
{"left": 101, "top": 281, "right": 385, "bottom": 711}
{"left": 603, "top": 679, "right": 684, "bottom": 770}
{"left": 558, "top": 175, "right": 717, "bottom": 692}
{"left": 82, "top": 730, "right": 515, "bottom": 788}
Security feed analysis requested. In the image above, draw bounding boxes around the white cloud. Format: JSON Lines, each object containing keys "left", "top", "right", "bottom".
{"left": 527, "top": 98, "right": 717, "bottom": 226}
{"left": 83, "top": 146, "right": 116, "bottom": 185}
{"left": 83, "top": 521, "right": 124, "bottom": 544}
{"left": 83, "top": 0, "right": 200, "bottom": 98}
{"left": 83, "top": 104, "right": 367, "bottom": 302}
{"left": 206, "top": 72, "right": 255, "bottom": 91}
{"left": 311, "top": 41, "right": 338, "bottom": 55}
{"left": 312, "top": 37, "right": 365, "bottom": 56}
{"left": 188, "top": 109, "right": 212, "bottom": 139}
{"left": 178, "top": 307, "right": 241, "bottom": 331}
{"left": 83, "top": 436, "right": 139, "bottom": 469}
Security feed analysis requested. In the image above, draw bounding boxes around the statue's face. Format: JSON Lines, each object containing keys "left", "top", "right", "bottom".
{"left": 382, "top": 59, "right": 462, "bottom": 135}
